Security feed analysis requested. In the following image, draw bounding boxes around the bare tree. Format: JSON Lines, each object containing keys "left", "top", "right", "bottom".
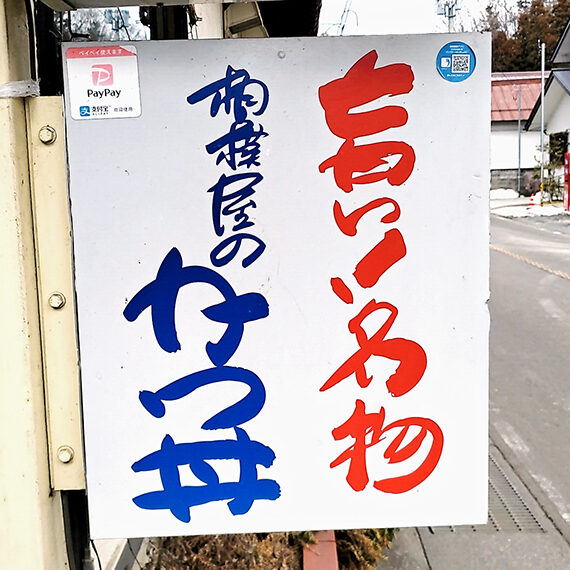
{"left": 59, "top": 8, "right": 148, "bottom": 42}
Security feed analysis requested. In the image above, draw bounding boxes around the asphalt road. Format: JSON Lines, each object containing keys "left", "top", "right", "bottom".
{"left": 490, "top": 214, "right": 570, "bottom": 528}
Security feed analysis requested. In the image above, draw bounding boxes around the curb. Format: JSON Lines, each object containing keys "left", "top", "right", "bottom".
{"left": 303, "top": 530, "right": 339, "bottom": 570}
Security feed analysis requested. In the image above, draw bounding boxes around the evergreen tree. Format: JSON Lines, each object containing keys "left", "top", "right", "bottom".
{"left": 514, "top": 0, "right": 555, "bottom": 70}
{"left": 550, "top": 0, "right": 570, "bottom": 41}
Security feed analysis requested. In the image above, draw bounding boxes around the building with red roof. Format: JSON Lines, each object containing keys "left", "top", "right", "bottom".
{"left": 491, "top": 71, "right": 542, "bottom": 193}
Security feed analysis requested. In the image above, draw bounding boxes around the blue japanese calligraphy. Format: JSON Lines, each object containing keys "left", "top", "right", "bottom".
{"left": 209, "top": 172, "right": 260, "bottom": 237}
{"left": 206, "top": 120, "right": 268, "bottom": 170}
{"left": 210, "top": 233, "right": 266, "bottom": 269}
{"left": 127, "top": 65, "right": 275, "bottom": 526}
{"left": 187, "top": 66, "right": 269, "bottom": 268}
{"left": 123, "top": 247, "right": 268, "bottom": 364}
{"left": 124, "top": 246, "right": 278, "bottom": 523}
{"left": 132, "top": 429, "right": 280, "bottom": 523}
{"left": 187, "top": 65, "right": 269, "bottom": 123}
{"left": 138, "top": 366, "right": 265, "bottom": 427}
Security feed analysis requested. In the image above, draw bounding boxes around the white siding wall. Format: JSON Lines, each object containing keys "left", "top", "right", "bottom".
{"left": 491, "top": 122, "right": 541, "bottom": 170}
{"left": 547, "top": 94, "right": 570, "bottom": 135}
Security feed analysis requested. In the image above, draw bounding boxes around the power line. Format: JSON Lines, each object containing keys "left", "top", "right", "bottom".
{"left": 339, "top": 0, "right": 354, "bottom": 35}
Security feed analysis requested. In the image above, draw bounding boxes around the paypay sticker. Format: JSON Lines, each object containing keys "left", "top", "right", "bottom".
{"left": 65, "top": 45, "right": 141, "bottom": 120}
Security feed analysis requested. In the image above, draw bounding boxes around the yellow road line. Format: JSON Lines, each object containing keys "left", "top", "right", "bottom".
{"left": 490, "top": 245, "right": 570, "bottom": 281}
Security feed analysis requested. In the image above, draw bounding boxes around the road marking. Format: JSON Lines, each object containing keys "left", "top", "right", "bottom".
{"left": 490, "top": 245, "right": 570, "bottom": 281}
{"left": 494, "top": 419, "right": 531, "bottom": 457}
{"left": 539, "top": 297, "right": 567, "bottom": 320}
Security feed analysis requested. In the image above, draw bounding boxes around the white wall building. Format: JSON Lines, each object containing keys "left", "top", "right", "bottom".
{"left": 527, "top": 69, "right": 570, "bottom": 135}
{"left": 491, "top": 72, "right": 542, "bottom": 193}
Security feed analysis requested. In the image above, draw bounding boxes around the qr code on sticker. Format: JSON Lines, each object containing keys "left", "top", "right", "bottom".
{"left": 452, "top": 54, "right": 470, "bottom": 73}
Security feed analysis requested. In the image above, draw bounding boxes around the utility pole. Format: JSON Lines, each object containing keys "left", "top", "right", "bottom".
{"left": 540, "top": 41, "right": 545, "bottom": 205}
{"left": 448, "top": 1, "right": 456, "bottom": 33}
{"left": 437, "top": 0, "right": 463, "bottom": 33}
{"left": 517, "top": 84, "right": 522, "bottom": 196}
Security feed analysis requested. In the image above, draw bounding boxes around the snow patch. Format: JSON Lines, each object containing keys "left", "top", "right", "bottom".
{"left": 490, "top": 188, "right": 519, "bottom": 200}
{"left": 507, "top": 204, "right": 567, "bottom": 218}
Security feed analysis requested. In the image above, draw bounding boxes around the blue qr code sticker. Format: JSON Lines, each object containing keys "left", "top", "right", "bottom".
{"left": 452, "top": 54, "right": 470, "bottom": 73}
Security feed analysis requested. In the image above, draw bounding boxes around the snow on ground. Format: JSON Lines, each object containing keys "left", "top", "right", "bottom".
{"left": 490, "top": 192, "right": 569, "bottom": 218}
{"left": 490, "top": 188, "right": 520, "bottom": 200}
{"left": 498, "top": 204, "right": 568, "bottom": 218}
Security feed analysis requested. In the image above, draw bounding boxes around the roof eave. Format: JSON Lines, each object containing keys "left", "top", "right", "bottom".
{"left": 525, "top": 72, "right": 554, "bottom": 131}
{"left": 551, "top": 18, "right": 570, "bottom": 64}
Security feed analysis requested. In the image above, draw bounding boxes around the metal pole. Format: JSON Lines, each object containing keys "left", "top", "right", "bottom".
{"left": 0, "top": 0, "right": 69, "bottom": 567}
{"left": 517, "top": 85, "right": 522, "bottom": 195}
{"left": 540, "top": 41, "right": 545, "bottom": 205}
{"left": 448, "top": 2, "right": 455, "bottom": 33}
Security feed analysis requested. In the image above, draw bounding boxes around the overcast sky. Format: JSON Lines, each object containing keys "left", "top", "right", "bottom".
{"left": 318, "top": 0, "right": 501, "bottom": 36}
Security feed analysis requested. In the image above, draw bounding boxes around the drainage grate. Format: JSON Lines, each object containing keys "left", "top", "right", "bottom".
{"left": 429, "top": 448, "right": 545, "bottom": 534}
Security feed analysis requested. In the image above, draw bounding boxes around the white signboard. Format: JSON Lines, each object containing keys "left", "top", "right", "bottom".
{"left": 63, "top": 34, "right": 490, "bottom": 539}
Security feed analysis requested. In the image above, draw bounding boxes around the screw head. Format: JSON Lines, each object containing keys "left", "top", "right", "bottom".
{"left": 57, "top": 445, "right": 74, "bottom": 464}
{"left": 48, "top": 292, "right": 66, "bottom": 310}
{"left": 39, "top": 125, "right": 57, "bottom": 145}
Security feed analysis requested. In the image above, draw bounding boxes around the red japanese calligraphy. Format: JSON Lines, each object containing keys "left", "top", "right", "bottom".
{"left": 353, "top": 229, "right": 406, "bottom": 289}
{"left": 319, "top": 140, "right": 416, "bottom": 193}
{"left": 321, "top": 300, "right": 427, "bottom": 397}
{"left": 318, "top": 51, "right": 414, "bottom": 140}
{"left": 318, "top": 48, "right": 444, "bottom": 496}
{"left": 318, "top": 50, "right": 416, "bottom": 193}
{"left": 330, "top": 400, "right": 444, "bottom": 493}
{"left": 333, "top": 198, "right": 400, "bottom": 236}
{"left": 331, "top": 277, "right": 354, "bottom": 304}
